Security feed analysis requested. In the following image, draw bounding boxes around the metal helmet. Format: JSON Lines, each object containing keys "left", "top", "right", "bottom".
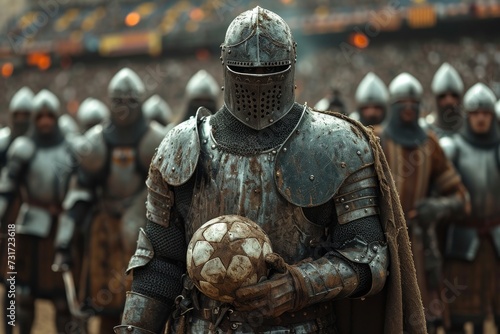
{"left": 388, "top": 73, "right": 423, "bottom": 102}
{"left": 221, "top": 6, "right": 297, "bottom": 130}
{"left": 33, "top": 89, "right": 60, "bottom": 118}
{"left": 186, "top": 70, "right": 220, "bottom": 101}
{"left": 77, "top": 97, "right": 110, "bottom": 130}
{"left": 108, "top": 67, "right": 145, "bottom": 100}
{"left": 431, "top": 62, "right": 464, "bottom": 96}
{"left": 142, "top": 94, "right": 173, "bottom": 126}
{"left": 9, "top": 87, "right": 34, "bottom": 113}
{"left": 355, "top": 72, "right": 389, "bottom": 108}
{"left": 463, "top": 83, "right": 496, "bottom": 113}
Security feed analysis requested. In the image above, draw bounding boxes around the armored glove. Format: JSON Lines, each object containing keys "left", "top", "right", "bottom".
{"left": 413, "top": 196, "right": 462, "bottom": 228}
{"left": 233, "top": 253, "right": 306, "bottom": 318}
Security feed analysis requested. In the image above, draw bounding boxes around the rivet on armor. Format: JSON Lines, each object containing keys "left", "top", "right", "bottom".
{"left": 228, "top": 49, "right": 231, "bottom": 54}
{"left": 221, "top": 86, "right": 224, "bottom": 91}
{"left": 309, "top": 175, "right": 315, "bottom": 181}
{"left": 340, "top": 197, "right": 345, "bottom": 202}
{"left": 344, "top": 205, "right": 349, "bottom": 210}
{"left": 369, "top": 198, "right": 373, "bottom": 203}
{"left": 231, "top": 323, "right": 239, "bottom": 329}
{"left": 364, "top": 209, "right": 368, "bottom": 213}
{"left": 272, "top": 150, "right": 277, "bottom": 155}
{"left": 211, "top": 144, "right": 216, "bottom": 149}
{"left": 171, "top": 167, "right": 176, "bottom": 172}
{"left": 341, "top": 162, "right": 347, "bottom": 168}
{"left": 373, "top": 245, "right": 378, "bottom": 252}
{"left": 294, "top": 85, "right": 297, "bottom": 90}
{"left": 355, "top": 258, "right": 359, "bottom": 262}
{"left": 283, "top": 147, "right": 287, "bottom": 152}
{"left": 245, "top": 117, "right": 249, "bottom": 121}
{"left": 269, "top": 119, "right": 274, "bottom": 123}
{"left": 203, "top": 139, "right": 207, "bottom": 144}
{"left": 158, "top": 156, "right": 162, "bottom": 160}
{"left": 357, "top": 150, "right": 361, "bottom": 155}
{"left": 214, "top": 307, "right": 219, "bottom": 315}
{"left": 127, "top": 326, "right": 133, "bottom": 332}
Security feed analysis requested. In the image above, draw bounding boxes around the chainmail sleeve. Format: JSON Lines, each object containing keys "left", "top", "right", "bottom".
{"left": 119, "top": 166, "right": 188, "bottom": 332}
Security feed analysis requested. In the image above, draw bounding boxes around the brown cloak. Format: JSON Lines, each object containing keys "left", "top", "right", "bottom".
{"left": 329, "top": 112, "right": 427, "bottom": 334}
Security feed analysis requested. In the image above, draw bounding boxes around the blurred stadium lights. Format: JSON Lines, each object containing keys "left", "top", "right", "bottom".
{"left": 1, "top": 62, "right": 13, "bottom": 77}
{"left": 125, "top": 12, "right": 141, "bottom": 27}
{"left": 349, "top": 32, "right": 369, "bottom": 49}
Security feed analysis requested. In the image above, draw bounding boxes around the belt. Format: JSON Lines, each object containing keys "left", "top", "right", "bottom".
{"left": 191, "top": 301, "right": 335, "bottom": 331}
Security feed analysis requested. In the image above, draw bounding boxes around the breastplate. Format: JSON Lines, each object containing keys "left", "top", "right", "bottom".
{"left": 25, "top": 143, "right": 72, "bottom": 205}
{"left": 187, "top": 120, "right": 326, "bottom": 264}
{"left": 456, "top": 136, "right": 500, "bottom": 219}
{"left": 103, "top": 146, "right": 145, "bottom": 211}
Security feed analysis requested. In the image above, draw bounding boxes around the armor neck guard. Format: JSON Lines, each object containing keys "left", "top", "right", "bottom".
{"left": 461, "top": 121, "right": 500, "bottom": 149}
{"left": 210, "top": 103, "right": 304, "bottom": 156}
{"left": 31, "top": 125, "right": 65, "bottom": 148}
{"left": 383, "top": 104, "right": 427, "bottom": 148}
{"left": 104, "top": 114, "right": 148, "bottom": 146}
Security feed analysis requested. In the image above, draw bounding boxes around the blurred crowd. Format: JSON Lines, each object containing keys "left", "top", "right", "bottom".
{"left": 2, "top": 34, "right": 500, "bottom": 125}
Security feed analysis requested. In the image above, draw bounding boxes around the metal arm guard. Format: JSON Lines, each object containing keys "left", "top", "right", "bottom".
{"left": 290, "top": 238, "right": 388, "bottom": 310}
{"left": 287, "top": 165, "right": 389, "bottom": 309}
{"left": 114, "top": 292, "right": 170, "bottom": 334}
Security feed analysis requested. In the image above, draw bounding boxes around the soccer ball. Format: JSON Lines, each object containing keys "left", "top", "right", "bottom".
{"left": 186, "top": 215, "right": 273, "bottom": 303}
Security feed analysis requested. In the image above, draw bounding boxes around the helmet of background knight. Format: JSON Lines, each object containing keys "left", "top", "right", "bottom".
{"left": 463, "top": 83, "right": 496, "bottom": 114}
{"left": 185, "top": 70, "right": 220, "bottom": 115}
{"left": 355, "top": 72, "right": 389, "bottom": 125}
{"left": 220, "top": 6, "right": 297, "bottom": 130}
{"left": 389, "top": 72, "right": 423, "bottom": 103}
{"left": 77, "top": 97, "right": 110, "bottom": 131}
{"left": 33, "top": 89, "right": 61, "bottom": 119}
{"left": 9, "top": 87, "right": 34, "bottom": 135}
{"left": 107, "top": 68, "right": 145, "bottom": 126}
{"left": 143, "top": 94, "right": 174, "bottom": 127}
{"left": 431, "top": 62, "right": 464, "bottom": 98}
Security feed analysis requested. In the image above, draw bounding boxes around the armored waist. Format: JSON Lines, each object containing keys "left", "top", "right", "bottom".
{"left": 190, "top": 300, "right": 335, "bottom": 332}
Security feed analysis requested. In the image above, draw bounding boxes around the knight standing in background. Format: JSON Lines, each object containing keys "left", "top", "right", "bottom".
{"left": 440, "top": 83, "right": 500, "bottom": 334}
{"left": 76, "top": 97, "right": 110, "bottom": 133}
{"left": 116, "top": 7, "right": 425, "bottom": 334}
{"left": 428, "top": 63, "right": 465, "bottom": 138}
{"left": 0, "top": 89, "right": 75, "bottom": 334}
{"left": 182, "top": 69, "right": 220, "bottom": 122}
{"left": 142, "top": 94, "right": 174, "bottom": 135}
{"left": 350, "top": 72, "right": 389, "bottom": 127}
{"left": 380, "top": 72, "right": 469, "bottom": 333}
{"left": 52, "top": 68, "right": 165, "bottom": 333}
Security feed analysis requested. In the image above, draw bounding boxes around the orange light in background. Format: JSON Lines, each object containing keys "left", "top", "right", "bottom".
{"left": 67, "top": 100, "right": 79, "bottom": 116}
{"left": 280, "top": 0, "right": 294, "bottom": 4}
{"left": 125, "top": 12, "right": 141, "bottom": 27}
{"left": 196, "top": 48, "right": 211, "bottom": 61}
{"left": 350, "top": 32, "right": 369, "bottom": 49}
{"left": 2, "top": 63, "right": 14, "bottom": 77}
{"left": 38, "top": 55, "right": 51, "bottom": 70}
{"left": 189, "top": 8, "right": 205, "bottom": 21}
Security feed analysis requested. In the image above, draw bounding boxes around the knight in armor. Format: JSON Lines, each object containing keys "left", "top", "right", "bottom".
{"left": 350, "top": 72, "right": 389, "bottom": 127}
{"left": 0, "top": 86, "right": 34, "bottom": 334}
{"left": 379, "top": 73, "right": 469, "bottom": 333}
{"left": 0, "top": 87, "right": 34, "bottom": 167}
{"left": 76, "top": 97, "right": 110, "bottom": 132}
{"left": 182, "top": 69, "right": 220, "bottom": 122}
{"left": 142, "top": 94, "right": 174, "bottom": 134}
{"left": 0, "top": 89, "right": 74, "bottom": 334}
{"left": 427, "top": 63, "right": 465, "bottom": 138}
{"left": 439, "top": 83, "right": 500, "bottom": 334}
{"left": 116, "top": 7, "right": 425, "bottom": 334}
{"left": 314, "top": 88, "right": 347, "bottom": 115}
{"left": 52, "top": 68, "right": 165, "bottom": 333}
